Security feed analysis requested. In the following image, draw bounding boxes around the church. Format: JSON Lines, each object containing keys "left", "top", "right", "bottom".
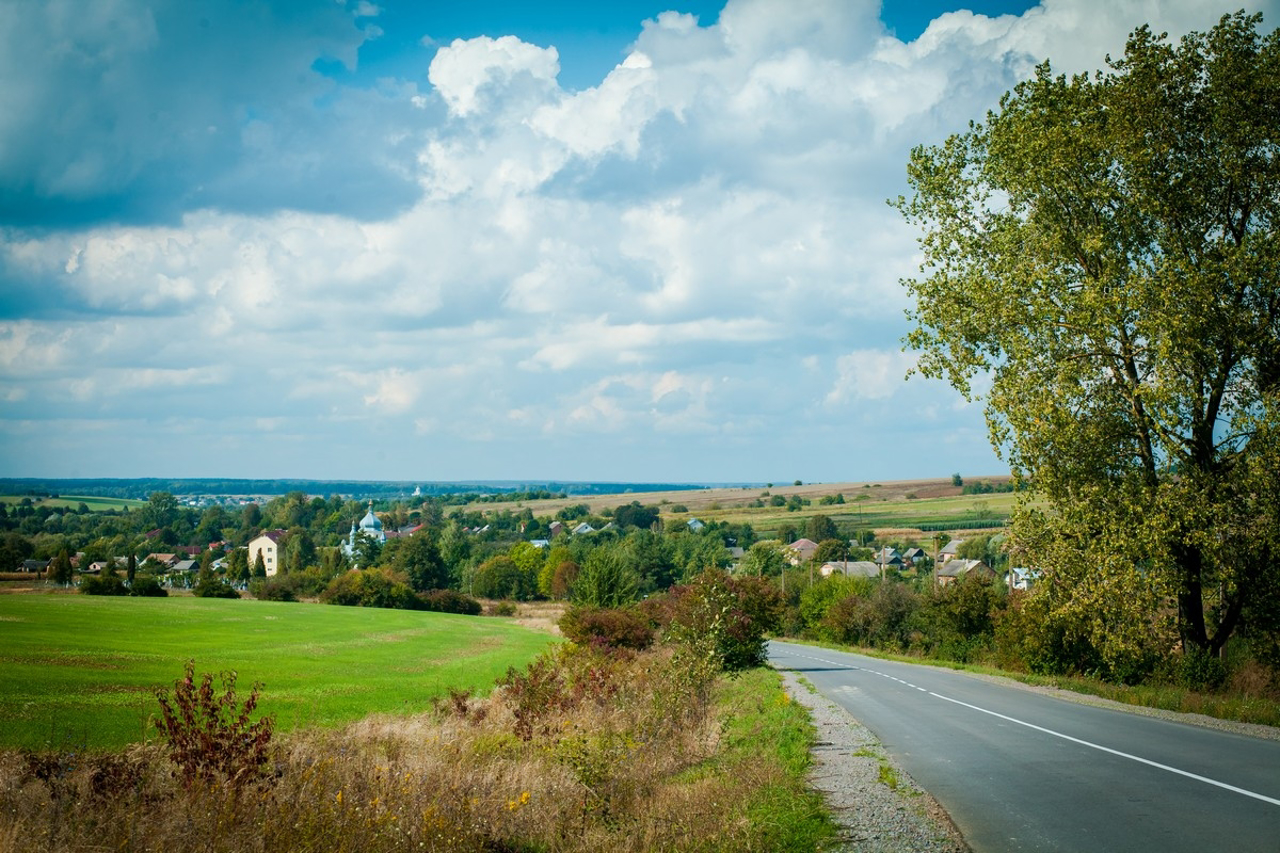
{"left": 342, "top": 502, "right": 386, "bottom": 563}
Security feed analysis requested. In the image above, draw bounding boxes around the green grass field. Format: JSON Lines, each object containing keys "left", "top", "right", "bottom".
{"left": 685, "top": 491, "right": 1022, "bottom": 538}
{"left": 0, "top": 595, "right": 559, "bottom": 751}
{"left": 0, "top": 494, "right": 146, "bottom": 512}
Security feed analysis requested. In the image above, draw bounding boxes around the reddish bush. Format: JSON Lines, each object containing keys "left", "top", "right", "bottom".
{"left": 153, "top": 661, "right": 274, "bottom": 790}
{"left": 559, "top": 606, "right": 655, "bottom": 651}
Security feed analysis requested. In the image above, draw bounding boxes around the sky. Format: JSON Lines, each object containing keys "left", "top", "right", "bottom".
{"left": 2, "top": 0, "right": 1276, "bottom": 485}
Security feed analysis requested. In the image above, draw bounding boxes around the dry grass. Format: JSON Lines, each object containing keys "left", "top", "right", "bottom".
{"left": 0, "top": 645, "right": 832, "bottom": 853}
{"left": 463, "top": 477, "right": 984, "bottom": 516}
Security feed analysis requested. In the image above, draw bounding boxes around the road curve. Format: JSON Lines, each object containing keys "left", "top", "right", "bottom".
{"left": 769, "top": 640, "right": 1280, "bottom": 853}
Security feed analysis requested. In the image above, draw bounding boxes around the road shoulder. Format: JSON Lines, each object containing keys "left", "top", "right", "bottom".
{"left": 776, "top": 667, "right": 970, "bottom": 853}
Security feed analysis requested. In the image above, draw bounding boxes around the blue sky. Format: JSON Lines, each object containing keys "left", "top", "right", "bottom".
{"left": 1, "top": 0, "right": 1275, "bottom": 484}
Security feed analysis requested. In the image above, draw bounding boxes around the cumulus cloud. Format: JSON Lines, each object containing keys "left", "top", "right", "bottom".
{"left": 2, "top": 0, "right": 1275, "bottom": 480}
{"left": 0, "top": 0, "right": 419, "bottom": 226}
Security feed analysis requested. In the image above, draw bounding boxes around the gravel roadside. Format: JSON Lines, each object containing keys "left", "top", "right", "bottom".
{"left": 776, "top": 667, "right": 970, "bottom": 853}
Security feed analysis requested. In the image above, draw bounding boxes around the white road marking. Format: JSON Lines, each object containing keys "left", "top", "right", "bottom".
{"left": 776, "top": 648, "right": 1280, "bottom": 809}
{"left": 927, "top": 691, "right": 1280, "bottom": 808}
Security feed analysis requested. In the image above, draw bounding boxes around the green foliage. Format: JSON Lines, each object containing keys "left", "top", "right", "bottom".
{"left": 571, "top": 548, "right": 640, "bottom": 608}
{"left": 740, "top": 540, "right": 786, "bottom": 576}
{"left": 896, "top": 12, "right": 1280, "bottom": 664}
{"left": 128, "top": 575, "right": 168, "bottom": 597}
{"left": 51, "top": 548, "right": 73, "bottom": 586}
{"left": 471, "top": 554, "right": 536, "bottom": 601}
{"left": 79, "top": 573, "right": 129, "bottom": 596}
{"left": 392, "top": 529, "right": 450, "bottom": 592}
{"left": 193, "top": 559, "right": 240, "bottom": 599}
{"left": 613, "top": 501, "right": 660, "bottom": 530}
{"left": 153, "top": 660, "right": 273, "bottom": 789}
{"left": 805, "top": 514, "right": 839, "bottom": 543}
{"left": 820, "top": 582, "right": 921, "bottom": 650}
{"left": 811, "top": 538, "right": 848, "bottom": 566}
{"left": 250, "top": 578, "right": 298, "bottom": 602}
{"left": 320, "top": 567, "right": 419, "bottom": 609}
{"left": 419, "top": 589, "right": 482, "bottom": 615}
{"left": 656, "top": 570, "right": 784, "bottom": 672}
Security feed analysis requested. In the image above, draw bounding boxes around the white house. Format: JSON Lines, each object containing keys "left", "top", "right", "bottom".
{"left": 247, "top": 530, "right": 287, "bottom": 577}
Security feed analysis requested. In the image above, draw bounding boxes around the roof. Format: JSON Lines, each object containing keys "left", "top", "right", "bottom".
{"left": 821, "top": 561, "right": 881, "bottom": 578}
{"left": 937, "top": 559, "right": 993, "bottom": 578}
{"left": 939, "top": 539, "right": 965, "bottom": 555}
{"left": 250, "top": 529, "right": 287, "bottom": 543}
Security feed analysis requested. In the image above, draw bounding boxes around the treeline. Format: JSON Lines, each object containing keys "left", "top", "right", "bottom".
{"left": 0, "top": 478, "right": 717, "bottom": 501}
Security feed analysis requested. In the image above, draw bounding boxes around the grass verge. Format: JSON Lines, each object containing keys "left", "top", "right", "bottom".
{"left": 0, "top": 646, "right": 838, "bottom": 853}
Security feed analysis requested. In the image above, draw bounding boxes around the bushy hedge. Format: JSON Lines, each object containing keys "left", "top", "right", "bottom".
{"left": 559, "top": 605, "right": 655, "bottom": 650}
{"left": 419, "top": 588, "right": 482, "bottom": 615}
{"left": 320, "top": 567, "right": 419, "bottom": 610}
{"left": 79, "top": 574, "right": 129, "bottom": 596}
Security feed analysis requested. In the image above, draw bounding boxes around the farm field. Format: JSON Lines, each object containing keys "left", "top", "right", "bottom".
{"left": 0, "top": 595, "right": 558, "bottom": 751}
{"left": 0, "top": 494, "right": 146, "bottom": 512}
{"left": 487, "top": 477, "right": 1023, "bottom": 539}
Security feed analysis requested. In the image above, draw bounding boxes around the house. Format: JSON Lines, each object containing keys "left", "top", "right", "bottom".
{"left": 171, "top": 559, "right": 198, "bottom": 574}
{"left": 903, "top": 547, "right": 929, "bottom": 567}
{"left": 785, "top": 538, "right": 820, "bottom": 565}
{"left": 873, "top": 547, "right": 903, "bottom": 570}
{"left": 936, "top": 539, "right": 965, "bottom": 567}
{"left": 572, "top": 522, "right": 596, "bottom": 535}
{"left": 548, "top": 521, "right": 564, "bottom": 538}
{"left": 1006, "top": 567, "right": 1041, "bottom": 591}
{"left": 529, "top": 539, "right": 550, "bottom": 549}
{"left": 20, "top": 559, "right": 48, "bottom": 573}
{"left": 936, "top": 559, "right": 996, "bottom": 586}
{"left": 248, "top": 529, "right": 288, "bottom": 577}
{"left": 687, "top": 518, "right": 705, "bottom": 532}
{"left": 820, "top": 560, "right": 881, "bottom": 579}
{"left": 142, "top": 553, "right": 180, "bottom": 569}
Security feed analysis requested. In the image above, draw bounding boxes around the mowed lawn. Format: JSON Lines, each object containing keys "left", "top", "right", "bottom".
{"left": 0, "top": 594, "right": 559, "bottom": 751}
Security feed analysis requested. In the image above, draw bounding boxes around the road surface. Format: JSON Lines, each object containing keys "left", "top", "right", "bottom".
{"left": 769, "top": 640, "right": 1280, "bottom": 852}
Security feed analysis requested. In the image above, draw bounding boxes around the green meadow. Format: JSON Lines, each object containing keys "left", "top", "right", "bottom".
{"left": 0, "top": 595, "right": 559, "bottom": 751}
{"left": 0, "top": 494, "right": 146, "bottom": 512}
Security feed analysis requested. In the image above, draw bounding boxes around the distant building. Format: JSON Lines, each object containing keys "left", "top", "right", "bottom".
{"left": 247, "top": 530, "right": 287, "bottom": 577}
{"left": 936, "top": 559, "right": 995, "bottom": 587}
{"left": 820, "top": 561, "right": 881, "bottom": 579}
{"left": 785, "top": 538, "right": 820, "bottom": 565}
{"left": 342, "top": 503, "right": 386, "bottom": 564}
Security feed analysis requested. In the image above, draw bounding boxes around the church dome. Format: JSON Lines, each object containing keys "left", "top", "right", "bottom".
{"left": 359, "top": 505, "right": 383, "bottom": 531}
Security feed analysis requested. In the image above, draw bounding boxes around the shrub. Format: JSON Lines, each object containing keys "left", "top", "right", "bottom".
{"left": 129, "top": 575, "right": 168, "bottom": 597}
{"left": 657, "top": 570, "right": 784, "bottom": 671}
{"left": 320, "top": 567, "right": 419, "bottom": 610}
{"left": 153, "top": 661, "right": 274, "bottom": 790}
{"left": 419, "top": 588, "right": 482, "bottom": 615}
{"left": 559, "top": 606, "right": 655, "bottom": 650}
{"left": 80, "top": 574, "right": 129, "bottom": 596}
{"left": 250, "top": 578, "right": 298, "bottom": 602}
{"left": 193, "top": 574, "right": 240, "bottom": 599}
{"left": 487, "top": 601, "right": 518, "bottom": 617}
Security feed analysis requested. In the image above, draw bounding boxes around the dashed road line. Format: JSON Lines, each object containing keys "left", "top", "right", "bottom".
{"left": 778, "top": 649, "right": 1280, "bottom": 808}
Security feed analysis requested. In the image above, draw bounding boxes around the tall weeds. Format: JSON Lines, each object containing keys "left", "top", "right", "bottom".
{"left": 0, "top": 645, "right": 833, "bottom": 853}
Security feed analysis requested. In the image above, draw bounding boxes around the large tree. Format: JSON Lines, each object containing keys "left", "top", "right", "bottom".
{"left": 895, "top": 12, "right": 1280, "bottom": 669}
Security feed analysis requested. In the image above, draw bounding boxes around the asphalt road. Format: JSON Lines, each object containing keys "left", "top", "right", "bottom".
{"left": 769, "top": 640, "right": 1280, "bottom": 853}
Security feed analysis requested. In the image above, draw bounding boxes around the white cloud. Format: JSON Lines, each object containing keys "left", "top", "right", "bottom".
{"left": 827, "top": 350, "right": 920, "bottom": 403}
{"left": 2, "top": 0, "right": 1274, "bottom": 479}
{"left": 428, "top": 36, "right": 561, "bottom": 118}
